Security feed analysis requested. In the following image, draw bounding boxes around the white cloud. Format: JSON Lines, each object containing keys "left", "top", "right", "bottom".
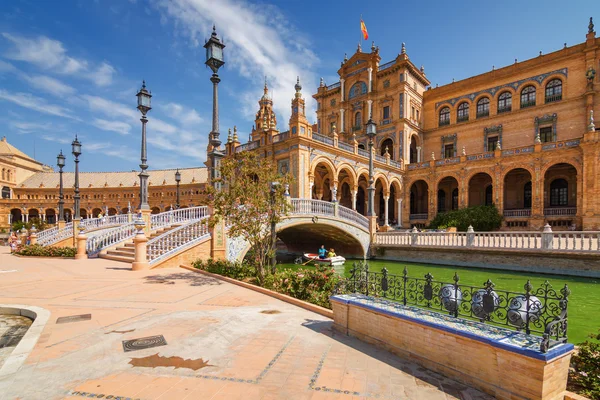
{"left": 10, "top": 121, "right": 53, "bottom": 134}
{"left": 2, "top": 33, "right": 115, "bottom": 86}
{"left": 0, "top": 90, "right": 77, "bottom": 119}
{"left": 81, "top": 95, "right": 138, "bottom": 120}
{"left": 40, "top": 134, "right": 72, "bottom": 145}
{"left": 154, "top": 0, "right": 319, "bottom": 126}
{"left": 22, "top": 75, "right": 76, "bottom": 97}
{"left": 0, "top": 60, "right": 16, "bottom": 73}
{"left": 162, "top": 102, "right": 202, "bottom": 126}
{"left": 92, "top": 118, "right": 131, "bottom": 135}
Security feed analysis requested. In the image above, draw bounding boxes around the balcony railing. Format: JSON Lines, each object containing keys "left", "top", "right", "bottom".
{"left": 409, "top": 213, "right": 428, "bottom": 220}
{"left": 338, "top": 141, "right": 354, "bottom": 152}
{"left": 312, "top": 132, "right": 334, "bottom": 146}
{"left": 379, "top": 60, "right": 395, "bottom": 71}
{"left": 457, "top": 115, "right": 469, "bottom": 123}
{"left": 544, "top": 207, "right": 576, "bottom": 216}
{"left": 520, "top": 100, "right": 536, "bottom": 109}
{"left": 497, "top": 106, "right": 512, "bottom": 114}
{"left": 545, "top": 94, "right": 562, "bottom": 103}
{"left": 235, "top": 140, "right": 260, "bottom": 153}
{"left": 504, "top": 209, "right": 532, "bottom": 218}
{"left": 272, "top": 131, "right": 289, "bottom": 143}
{"left": 375, "top": 154, "right": 386, "bottom": 163}
{"left": 352, "top": 126, "right": 362, "bottom": 132}
{"left": 476, "top": 110, "right": 489, "bottom": 118}
{"left": 326, "top": 82, "right": 340, "bottom": 90}
{"left": 438, "top": 119, "right": 450, "bottom": 127}
{"left": 380, "top": 119, "right": 392, "bottom": 126}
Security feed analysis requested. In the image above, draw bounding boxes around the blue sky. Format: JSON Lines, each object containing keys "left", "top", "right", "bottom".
{"left": 0, "top": 0, "right": 595, "bottom": 173}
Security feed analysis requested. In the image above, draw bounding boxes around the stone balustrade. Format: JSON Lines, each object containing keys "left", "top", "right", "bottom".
{"left": 290, "top": 198, "right": 369, "bottom": 230}
{"left": 150, "top": 206, "right": 208, "bottom": 230}
{"left": 147, "top": 217, "right": 210, "bottom": 264}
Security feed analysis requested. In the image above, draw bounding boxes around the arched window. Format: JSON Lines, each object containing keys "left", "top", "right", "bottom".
{"left": 358, "top": 143, "right": 365, "bottom": 150}
{"left": 354, "top": 111, "right": 362, "bottom": 129}
{"left": 457, "top": 102, "right": 469, "bottom": 122}
{"left": 550, "top": 179, "right": 568, "bottom": 206}
{"left": 438, "top": 107, "right": 450, "bottom": 126}
{"left": 485, "top": 185, "right": 493, "bottom": 206}
{"left": 348, "top": 82, "right": 367, "bottom": 100}
{"left": 524, "top": 181, "right": 532, "bottom": 208}
{"left": 1, "top": 169, "right": 4, "bottom": 180}
{"left": 452, "top": 188, "right": 459, "bottom": 210}
{"left": 545, "top": 79, "right": 562, "bottom": 103}
{"left": 380, "top": 138, "right": 394, "bottom": 159}
{"left": 498, "top": 92, "right": 512, "bottom": 113}
{"left": 1, "top": 186, "right": 10, "bottom": 199}
{"left": 476, "top": 97, "right": 490, "bottom": 118}
{"left": 520, "top": 85, "right": 536, "bottom": 108}
{"left": 437, "top": 190, "right": 446, "bottom": 212}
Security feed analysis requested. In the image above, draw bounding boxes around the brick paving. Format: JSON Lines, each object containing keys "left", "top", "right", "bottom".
{"left": 0, "top": 247, "right": 492, "bottom": 400}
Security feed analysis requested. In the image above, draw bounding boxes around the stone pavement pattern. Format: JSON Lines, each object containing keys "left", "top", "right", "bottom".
{"left": 0, "top": 247, "right": 492, "bottom": 400}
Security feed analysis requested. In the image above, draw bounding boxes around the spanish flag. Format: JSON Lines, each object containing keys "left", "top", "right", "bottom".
{"left": 360, "top": 19, "right": 368, "bottom": 40}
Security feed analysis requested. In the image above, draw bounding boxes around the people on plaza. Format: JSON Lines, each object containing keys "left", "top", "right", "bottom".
{"left": 8, "top": 232, "right": 18, "bottom": 253}
{"left": 318, "top": 244, "right": 327, "bottom": 259}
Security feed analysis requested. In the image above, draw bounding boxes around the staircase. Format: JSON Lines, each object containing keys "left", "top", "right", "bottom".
{"left": 99, "top": 225, "right": 179, "bottom": 263}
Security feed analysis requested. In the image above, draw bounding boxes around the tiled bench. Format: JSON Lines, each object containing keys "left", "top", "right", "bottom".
{"left": 330, "top": 294, "right": 574, "bottom": 400}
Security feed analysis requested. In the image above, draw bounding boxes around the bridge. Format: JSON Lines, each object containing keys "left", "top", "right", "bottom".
{"left": 33, "top": 199, "right": 371, "bottom": 269}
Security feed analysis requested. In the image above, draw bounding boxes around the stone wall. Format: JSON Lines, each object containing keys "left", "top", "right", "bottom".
{"left": 151, "top": 237, "right": 211, "bottom": 269}
{"left": 373, "top": 246, "right": 600, "bottom": 278}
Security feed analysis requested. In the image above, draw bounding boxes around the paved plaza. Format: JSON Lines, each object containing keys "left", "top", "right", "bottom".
{"left": 0, "top": 247, "right": 491, "bottom": 400}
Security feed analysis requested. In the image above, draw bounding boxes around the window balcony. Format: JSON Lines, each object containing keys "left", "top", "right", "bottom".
{"left": 544, "top": 207, "right": 576, "bottom": 216}
{"left": 476, "top": 110, "right": 489, "bottom": 118}
{"left": 380, "top": 119, "right": 392, "bottom": 126}
{"left": 545, "top": 94, "right": 562, "bottom": 103}
{"left": 520, "top": 100, "right": 536, "bottom": 109}
{"left": 409, "top": 213, "right": 428, "bottom": 220}
{"left": 457, "top": 115, "right": 469, "bottom": 123}
{"left": 352, "top": 125, "right": 362, "bottom": 132}
{"left": 503, "top": 209, "right": 531, "bottom": 218}
{"left": 497, "top": 106, "right": 512, "bottom": 114}
{"left": 438, "top": 119, "right": 450, "bottom": 127}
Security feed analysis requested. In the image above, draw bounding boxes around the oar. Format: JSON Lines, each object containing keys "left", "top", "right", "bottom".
{"left": 302, "top": 256, "right": 317, "bottom": 266}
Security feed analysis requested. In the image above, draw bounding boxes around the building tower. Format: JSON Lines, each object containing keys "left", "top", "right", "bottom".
{"left": 289, "top": 77, "right": 310, "bottom": 137}
{"left": 251, "top": 79, "right": 279, "bottom": 145}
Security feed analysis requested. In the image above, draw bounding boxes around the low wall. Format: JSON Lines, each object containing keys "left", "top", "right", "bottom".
{"left": 331, "top": 295, "right": 573, "bottom": 400}
{"left": 49, "top": 237, "right": 75, "bottom": 248}
{"left": 151, "top": 237, "right": 211, "bottom": 269}
{"left": 373, "top": 246, "right": 600, "bottom": 278}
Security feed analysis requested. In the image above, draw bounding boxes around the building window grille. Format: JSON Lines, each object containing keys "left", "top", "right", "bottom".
{"left": 550, "top": 179, "right": 568, "bottom": 206}
{"left": 457, "top": 102, "right": 469, "bottom": 122}
{"left": 498, "top": 92, "right": 512, "bottom": 113}
{"left": 400, "top": 73, "right": 405, "bottom": 82}
{"left": 520, "top": 86, "right": 536, "bottom": 108}
{"left": 545, "top": 79, "right": 562, "bottom": 103}
{"left": 383, "top": 106, "right": 390, "bottom": 120}
{"left": 439, "top": 107, "right": 450, "bottom": 126}
{"left": 399, "top": 93, "right": 404, "bottom": 118}
{"left": 476, "top": 97, "right": 490, "bottom": 118}
{"left": 487, "top": 136, "right": 498, "bottom": 152}
{"left": 539, "top": 126, "right": 553, "bottom": 143}
{"left": 444, "top": 144, "right": 454, "bottom": 159}
{"left": 354, "top": 111, "right": 362, "bottom": 130}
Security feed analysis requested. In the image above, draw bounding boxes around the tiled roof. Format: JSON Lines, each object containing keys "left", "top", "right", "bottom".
{"left": 0, "top": 136, "right": 42, "bottom": 165}
{"left": 18, "top": 167, "right": 207, "bottom": 189}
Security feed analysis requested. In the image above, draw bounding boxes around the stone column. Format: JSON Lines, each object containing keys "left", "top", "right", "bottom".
{"left": 416, "top": 146, "right": 422, "bottom": 163}
{"left": 72, "top": 218, "right": 80, "bottom": 247}
{"left": 339, "top": 108, "right": 345, "bottom": 132}
{"left": 383, "top": 196, "right": 389, "bottom": 227}
{"left": 351, "top": 190, "right": 357, "bottom": 210}
{"left": 132, "top": 221, "right": 150, "bottom": 270}
{"left": 140, "top": 208, "right": 151, "bottom": 236}
{"left": 340, "top": 79, "right": 345, "bottom": 102}
{"left": 397, "top": 198, "right": 403, "bottom": 227}
{"left": 309, "top": 181, "right": 314, "bottom": 199}
{"left": 368, "top": 67, "right": 373, "bottom": 92}
{"left": 367, "top": 100, "right": 373, "bottom": 118}
{"left": 75, "top": 227, "right": 87, "bottom": 260}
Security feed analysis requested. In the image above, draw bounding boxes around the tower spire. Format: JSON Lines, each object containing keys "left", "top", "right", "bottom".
{"left": 589, "top": 17, "right": 595, "bottom": 34}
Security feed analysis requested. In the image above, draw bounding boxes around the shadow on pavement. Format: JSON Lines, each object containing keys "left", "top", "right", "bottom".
{"left": 143, "top": 272, "right": 223, "bottom": 287}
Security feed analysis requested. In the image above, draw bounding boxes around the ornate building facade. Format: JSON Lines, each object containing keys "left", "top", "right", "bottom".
{"left": 228, "top": 18, "right": 600, "bottom": 230}
{"left": 0, "top": 135, "right": 206, "bottom": 229}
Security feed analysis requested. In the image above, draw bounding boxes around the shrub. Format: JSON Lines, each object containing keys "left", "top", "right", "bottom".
{"left": 192, "top": 258, "right": 257, "bottom": 280}
{"left": 428, "top": 205, "right": 503, "bottom": 231}
{"left": 16, "top": 245, "right": 76, "bottom": 258}
{"left": 568, "top": 330, "right": 600, "bottom": 399}
{"left": 11, "top": 218, "right": 50, "bottom": 233}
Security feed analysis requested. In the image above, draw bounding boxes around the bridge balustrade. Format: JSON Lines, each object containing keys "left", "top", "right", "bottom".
{"left": 147, "top": 217, "right": 210, "bottom": 264}
{"left": 150, "top": 206, "right": 208, "bottom": 230}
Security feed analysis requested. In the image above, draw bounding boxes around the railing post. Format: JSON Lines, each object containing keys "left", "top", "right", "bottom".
{"left": 333, "top": 202, "right": 339, "bottom": 217}
{"left": 410, "top": 226, "right": 418, "bottom": 246}
{"left": 75, "top": 226, "right": 88, "bottom": 260}
{"left": 466, "top": 225, "right": 474, "bottom": 247}
{"left": 542, "top": 223, "right": 553, "bottom": 250}
{"left": 132, "top": 219, "right": 150, "bottom": 271}
{"left": 29, "top": 226, "right": 38, "bottom": 246}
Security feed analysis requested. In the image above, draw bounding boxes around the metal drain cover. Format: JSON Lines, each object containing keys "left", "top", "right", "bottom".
{"left": 56, "top": 314, "right": 92, "bottom": 324}
{"left": 122, "top": 335, "right": 167, "bottom": 352}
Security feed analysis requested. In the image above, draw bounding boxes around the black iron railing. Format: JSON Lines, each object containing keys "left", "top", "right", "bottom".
{"left": 335, "top": 263, "right": 570, "bottom": 352}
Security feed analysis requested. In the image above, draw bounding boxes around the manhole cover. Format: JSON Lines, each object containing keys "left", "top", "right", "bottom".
{"left": 56, "top": 314, "right": 92, "bottom": 324}
{"left": 122, "top": 335, "right": 167, "bottom": 352}
{"left": 260, "top": 310, "right": 281, "bottom": 314}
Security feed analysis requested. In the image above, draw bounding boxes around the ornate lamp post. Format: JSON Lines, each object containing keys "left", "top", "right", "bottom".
{"left": 136, "top": 81, "right": 152, "bottom": 210}
{"left": 56, "top": 150, "right": 66, "bottom": 222}
{"left": 71, "top": 136, "right": 82, "bottom": 220}
{"left": 365, "top": 116, "right": 377, "bottom": 217}
{"left": 175, "top": 169, "right": 181, "bottom": 209}
{"left": 204, "top": 25, "right": 225, "bottom": 190}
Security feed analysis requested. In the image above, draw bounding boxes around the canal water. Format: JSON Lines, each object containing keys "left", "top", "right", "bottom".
{"left": 278, "top": 258, "right": 600, "bottom": 344}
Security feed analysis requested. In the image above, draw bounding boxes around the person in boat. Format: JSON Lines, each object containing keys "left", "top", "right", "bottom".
{"left": 318, "top": 245, "right": 327, "bottom": 259}
{"left": 328, "top": 248, "right": 336, "bottom": 258}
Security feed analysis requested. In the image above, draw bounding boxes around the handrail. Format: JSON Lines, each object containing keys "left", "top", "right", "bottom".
{"left": 337, "top": 205, "right": 369, "bottom": 229}
{"left": 36, "top": 226, "right": 58, "bottom": 245}
{"left": 86, "top": 223, "right": 137, "bottom": 257}
{"left": 151, "top": 206, "right": 208, "bottom": 230}
{"left": 38, "top": 222, "right": 74, "bottom": 246}
{"left": 326, "top": 82, "right": 340, "bottom": 90}
{"left": 80, "top": 214, "right": 129, "bottom": 231}
{"left": 147, "top": 217, "right": 210, "bottom": 264}
{"left": 289, "top": 199, "right": 369, "bottom": 229}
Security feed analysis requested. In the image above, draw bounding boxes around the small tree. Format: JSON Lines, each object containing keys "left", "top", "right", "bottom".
{"left": 206, "top": 151, "right": 292, "bottom": 282}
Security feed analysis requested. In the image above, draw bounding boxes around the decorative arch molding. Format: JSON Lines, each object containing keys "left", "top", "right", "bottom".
{"left": 435, "top": 68, "right": 568, "bottom": 109}
{"left": 348, "top": 81, "right": 368, "bottom": 100}
{"left": 541, "top": 160, "right": 582, "bottom": 177}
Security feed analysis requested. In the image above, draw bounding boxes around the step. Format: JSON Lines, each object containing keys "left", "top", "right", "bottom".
{"left": 113, "top": 246, "right": 135, "bottom": 254}
{"left": 106, "top": 249, "right": 135, "bottom": 257}
{"left": 98, "top": 253, "right": 135, "bottom": 263}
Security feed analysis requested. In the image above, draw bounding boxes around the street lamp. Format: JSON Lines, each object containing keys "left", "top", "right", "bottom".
{"left": 57, "top": 150, "right": 66, "bottom": 222}
{"left": 136, "top": 80, "right": 152, "bottom": 210}
{"left": 365, "top": 116, "right": 377, "bottom": 217}
{"left": 204, "top": 25, "right": 225, "bottom": 189}
{"left": 71, "top": 135, "right": 82, "bottom": 220}
{"left": 175, "top": 169, "right": 181, "bottom": 209}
